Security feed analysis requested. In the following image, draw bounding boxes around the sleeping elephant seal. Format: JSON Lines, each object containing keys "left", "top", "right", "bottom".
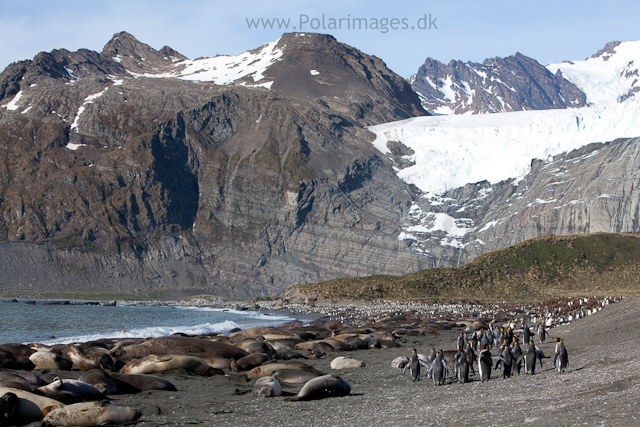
{"left": 66, "top": 345, "right": 115, "bottom": 371}
{"left": 272, "top": 369, "right": 321, "bottom": 385}
{"left": 78, "top": 369, "right": 118, "bottom": 395}
{"left": 41, "top": 401, "right": 141, "bottom": 426}
{"left": 0, "top": 387, "right": 64, "bottom": 423}
{"left": 285, "top": 375, "right": 351, "bottom": 401}
{"left": 109, "top": 373, "right": 177, "bottom": 393}
{"left": 111, "top": 336, "right": 248, "bottom": 360}
{"left": 29, "top": 351, "right": 73, "bottom": 371}
{"left": 330, "top": 356, "right": 365, "bottom": 369}
{"left": 0, "top": 392, "right": 18, "bottom": 425}
{"left": 0, "top": 369, "right": 47, "bottom": 388}
{"left": 120, "top": 354, "right": 217, "bottom": 376}
{"left": 251, "top": 377, "right": 281, "bottom": 397}
{"left": 37, "top": 378, "right": 108, "bottom": 403}
{"left": 230, "top": 353, "right": 271, "bottom": 372}
{"left": 0, "top": 345, "right": 34, "bottom": 370}
{"left": 0, "top": 372, "right": 33, "bottom": 391}
{"left": 243, "top": 362, "right": 325, "bottom": 382}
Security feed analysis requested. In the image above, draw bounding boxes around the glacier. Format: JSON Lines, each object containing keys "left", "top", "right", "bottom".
{"left": 369, "top": 40, "right": 640, "bottom": 196}
{"left": 370, "top": 39, "right": 640, "bottom": 250}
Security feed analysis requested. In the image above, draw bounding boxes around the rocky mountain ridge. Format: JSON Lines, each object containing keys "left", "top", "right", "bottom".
{"left": 1, "top": 33, "right": 639, "bottom": 299}
{"left": 0, "top": 32, "right": 429, "bottom": 298}
{"left": 411, "top": 52, "right": 587, "bottom": 114}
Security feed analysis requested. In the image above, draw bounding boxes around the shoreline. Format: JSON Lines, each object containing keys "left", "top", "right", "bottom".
{"left": 0, "top": 294, "right": 633, "bottom": 427}
{"left": 2, "top": 293, "right": 620, "bottom": 327}
{"left": 1, "top": 295, "right": 632, "bottom": 427}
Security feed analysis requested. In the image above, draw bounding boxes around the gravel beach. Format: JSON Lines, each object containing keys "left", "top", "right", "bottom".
{"left": 10, "top": 295, "right": 638, "bottom": 427}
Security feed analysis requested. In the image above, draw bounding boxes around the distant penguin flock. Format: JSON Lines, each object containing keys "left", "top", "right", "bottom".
{"left": 399, "top": 317, "right": 571, "bottom": 385}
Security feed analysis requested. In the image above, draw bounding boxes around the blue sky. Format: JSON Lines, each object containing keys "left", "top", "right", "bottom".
{"left": 1, "top": 0, "right": 638, "bottom": 78}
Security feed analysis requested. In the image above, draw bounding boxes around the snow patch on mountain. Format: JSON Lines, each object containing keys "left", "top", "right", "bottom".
{"left": 127, "top": 39, "right": 284, "bottom": 88}
{"left": 1, "top": 90, "right": 23, "bottom": 111}
{"left": 70, "top": 87, "right": 110, "bottom": 134}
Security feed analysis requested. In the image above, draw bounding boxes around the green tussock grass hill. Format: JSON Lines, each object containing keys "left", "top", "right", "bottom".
{"left": 288, "top": 233, "right": 640, "bottom": 304}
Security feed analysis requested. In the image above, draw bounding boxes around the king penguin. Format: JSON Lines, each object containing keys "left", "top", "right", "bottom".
{"left": 522, "top": 323, "right": 531, "bottom": 345}
{"left": 478, "top": 345, "right": 492, "bottom": 382}
{"left": 465, "top": 342, "right": 476, "bottom": 375}
{"left": 537, "top": 323, "right": 549, "bottom": 344}
{"left": 495, "top": 345, "right": 514, "bottom": 379}
{"left": 403, "top": 348, "right": 422, "bottom": 381}
{"left": 428, "top": 351, "right": 449, "bottom": 386}
{"left": 512, "top": 338, "right": 522, "bottom": 375}
{"left": 552, "top": 338, "right": 569, "bottom": 373}
{"left": 457, "top": 350, "right": 469, "bottom": 383}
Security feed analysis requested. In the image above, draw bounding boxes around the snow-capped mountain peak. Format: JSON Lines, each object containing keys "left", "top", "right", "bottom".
{"left": 547, "top": 40, "right": 640, "bottom": 107}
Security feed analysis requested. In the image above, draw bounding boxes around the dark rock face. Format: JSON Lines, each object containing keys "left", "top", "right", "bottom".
{"left": 411, "top": 53, "right": 587, "bottom": 114}
{"left": 0, "top": 32, "right": 430, "bottom": 298}
{"left": 101, "top": 31, "right": 187, "bottom": 75}
{"left": 392, "top": 137, "right": 640, "bottom": 269}
{"left": 266, "top": 33, "right": 427, "bottom": 125}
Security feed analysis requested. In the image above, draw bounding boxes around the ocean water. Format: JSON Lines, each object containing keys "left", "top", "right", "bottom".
{"left": 0, "top": 301, "right": 307, "bottom": 345}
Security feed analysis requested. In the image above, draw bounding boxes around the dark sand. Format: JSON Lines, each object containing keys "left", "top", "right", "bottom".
{"left": 23, "top": 296, "right": 640, "bottom": 427}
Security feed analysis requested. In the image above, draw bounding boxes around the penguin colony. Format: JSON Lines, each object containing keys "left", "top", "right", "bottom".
{"left": 400, "top": 319, "right": 570, "bottom": 385}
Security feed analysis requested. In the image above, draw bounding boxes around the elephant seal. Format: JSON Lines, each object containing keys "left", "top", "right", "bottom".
{"left": 0, "top": 345, "right": 34, "bottom": 370}
{"left": 330, "top": 356, "right": 365, "bottom": 369}
{"left": 312, "top": 342, "right": 335, "bottom": 353}
{"left": 66, "top": 345, "right": 115, "bottom": 371}
{"left": 120, "top": 354, "right": 217, "bottom": 376}
{"left": 251, "top": 377, "right": 282, "bottom": 397}
{"left": 342, "top": 337, "right": 368, "bottom": 350}
{"left": 41, "top": 401, "right": 141, "bottom": 426}
{"left": 111, "top": 336, "right": 249, "bottom": 360}
{"left": 109, "top": 373, "right": 177, "bottom": 392}
{"left": 285, "top": 375, "right": 351, "bottom": 401}
{"left": 0, "top": 392, "right": 18, "bottom": 425}
{"left": 391, "top": 356, "right": 410, "bottom": 369}
{"left": 272, "top": 369, "right": 321, "bottom": 385}
{"left": 230, "top": 326, "right": 289, "bottom": 340}
{"left": 78, "top": 369, "right": 118, "bottom": 395}
{"left": 245, "top": 341, "right": 276, "bottom": 357}
{"left": 244, "top": 362, "right": 325, "bottom": 382}
{"left": 0, "top": 369, "right": 47, "bottom": 388}
{"left": 0, "top": 387, "right": 64, "bottom": 423}
{"left": 190, "top": 355, "right": 231, "bottom": 370}
{"left": 231, "top": 353, "right": 271, "bottom": 372}
{"left": 0, "top": 349, "right": 19, "bottom": 369}
{"left": 37, "top": 378, "right": 108, "bottom": 404}
{"left": 0, "top": 372, "right": 33, "bottom": 391}
{"left": 29, "top": 351, "right": 73, "bottom": 371}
